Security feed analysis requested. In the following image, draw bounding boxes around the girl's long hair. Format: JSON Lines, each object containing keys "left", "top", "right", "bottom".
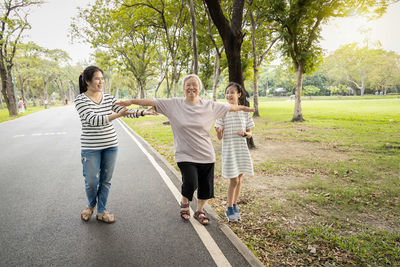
{"left": 79, "top": 66, "right": 103, "bottom": 94}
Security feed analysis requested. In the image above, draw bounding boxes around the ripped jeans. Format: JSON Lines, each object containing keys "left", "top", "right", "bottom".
{"left": 81, "top": 147, "right": 118, "bottom": 213}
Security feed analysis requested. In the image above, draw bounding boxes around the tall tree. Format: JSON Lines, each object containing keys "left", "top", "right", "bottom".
{"left": 0, "top": 0, "right": 43, "bottom": 115}
{"left": 188, "top": 0, "right": 198, "bottom": 74}
{"left": 248, "top": 0, "right": 277, "bottom": 117}
{"left": 264, "top": 0, "right": 394, "bottom": 121}
{"left": 204, "top": 0, "right": 256, "bottom": 148}
{"left": 323, "top": 43, "right": 373, "bottom": 95}
{"left": 123, "top": 0, "right": 190, "bottom": 97}
{"left": 71, "top": 0, "right": 159, "bottom": 99}
{"left": 203, "top": 0, "right": 246, "bottom": 91}
{"left": 197, "top": 1, "right": 225, "bottom": 101}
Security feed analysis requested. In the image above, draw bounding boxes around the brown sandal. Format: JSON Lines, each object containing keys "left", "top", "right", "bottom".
{"left": 194, "top": 211, "right": 209, "bottom": 225}
{"left": 96, "top": 211, "right": 115, "bottom": 224}
{"left": 180, "top": 202, "right": 190, "bottom": 221}
{"left": 81, "top": 206, "right": 95, "bottom": 222}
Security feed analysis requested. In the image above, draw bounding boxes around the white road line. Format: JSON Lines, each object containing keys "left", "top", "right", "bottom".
{"left": 117, "top": 119, "right": 232, "bottom": 267}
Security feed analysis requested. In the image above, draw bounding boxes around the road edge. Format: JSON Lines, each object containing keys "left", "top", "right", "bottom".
{"left": 118, "top": 118, "right": 264, "bottom": 267}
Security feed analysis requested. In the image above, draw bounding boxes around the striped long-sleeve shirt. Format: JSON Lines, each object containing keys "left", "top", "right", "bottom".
{"left": 75, "top": 93, "right": 138, "bottom": 150}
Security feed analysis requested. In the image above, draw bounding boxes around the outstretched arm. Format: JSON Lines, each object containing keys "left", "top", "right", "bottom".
{"left": 229, "top": 104, "right": 255, "bottom": 113}
{"left": 116, "top": 99, "right": 155, "bottom": 107}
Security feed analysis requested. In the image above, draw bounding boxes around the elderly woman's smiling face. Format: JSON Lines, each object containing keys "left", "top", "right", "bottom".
{"left": 184, "top": 77, "right": 200, "bottom": 100}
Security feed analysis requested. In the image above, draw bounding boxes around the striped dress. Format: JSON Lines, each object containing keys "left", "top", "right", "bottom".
{"left": 215, "top": 111, "right": 255, "bottom": 179}
{"left": 75, "top": 93, "right": 138, "bottom": 150}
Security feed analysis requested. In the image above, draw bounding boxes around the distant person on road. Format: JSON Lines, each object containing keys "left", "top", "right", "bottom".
{"left": 215, "top": 82, "right": 255, "bottom": 222}
{"left": 18, "top": 97, "right": 25, "bottom": 114}
{"left": 116, "top": 74, "right": 255, "bottom": 225}
{"left": 75, "top": 65, "right": 154, "bottom": 224}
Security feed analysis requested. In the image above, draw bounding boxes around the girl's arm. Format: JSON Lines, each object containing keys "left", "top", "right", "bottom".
{"left": 116, "top": 99, "right": 155, "bottom": 107}
{"left": 215, "top": 126, "right": 224, "bottom": 140}
{"left": 237, "top": 128, "right": 252, "bottom": 139}
{"left": 229, "top": 104, "right": 255, "bottom": 113}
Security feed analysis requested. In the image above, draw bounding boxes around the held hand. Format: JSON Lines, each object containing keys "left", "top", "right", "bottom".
{"left": 143, "top": 107, "right": 158, "bottom": 116}
{"left": 215, "top": 126, "right": 224, "bottom": 133}
{"left": 237, "top": 130, "right": 246, "bottom": 137}
{"left": 115, "top": 100, "right": 132, "bottom": 107}
{"left": 243, "top": 106, "right": 255, "bottom": 113}
{"left": 215, "top": 126, "right": 223, "bottom": 134}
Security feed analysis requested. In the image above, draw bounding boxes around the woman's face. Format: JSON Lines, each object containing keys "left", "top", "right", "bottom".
{"left": 184, "top": 77, "right": 200, "bottom": 100}
{"left": 225, "top": 86, "right": 241, "bottom": 105}
{"left": 87, "top": 71, "right": 104, "bottom": 92}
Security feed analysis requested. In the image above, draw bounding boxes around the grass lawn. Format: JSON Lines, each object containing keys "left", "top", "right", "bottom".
{"left": 0, "top": 104, "right": 62, "bottom": 123}
{"left": 123, "top": 96, "right": 400, "bottom": 266}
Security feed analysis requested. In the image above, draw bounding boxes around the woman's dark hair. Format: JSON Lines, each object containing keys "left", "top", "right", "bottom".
{"left": 79, "top": 66, "right": 103, "bottom": 94}
{"left": 225, "top": 82, "right": 246, "bottom": 105}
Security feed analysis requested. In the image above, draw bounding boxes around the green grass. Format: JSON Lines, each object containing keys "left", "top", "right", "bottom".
{"left": 122, "top": 97, "right": 400, "bottom": 266}
{"left": 0, "top": 104, "right": 62, "bottom": 123}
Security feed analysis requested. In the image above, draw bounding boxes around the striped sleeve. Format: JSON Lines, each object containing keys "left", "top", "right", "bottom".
{"left": 246, "top": 112, "right": 255, "bottom": 129}
{"left": 75, "top": 96, "right": 109, "bottom": 126}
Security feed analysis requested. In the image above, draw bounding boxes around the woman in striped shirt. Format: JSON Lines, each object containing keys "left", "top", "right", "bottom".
{"left": 75, "top": 66, "right": 151, "bottom": 223}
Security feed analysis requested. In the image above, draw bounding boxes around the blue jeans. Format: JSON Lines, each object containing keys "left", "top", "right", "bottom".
{"left": 81, "top": 146, "right": 118, "bottom": 213}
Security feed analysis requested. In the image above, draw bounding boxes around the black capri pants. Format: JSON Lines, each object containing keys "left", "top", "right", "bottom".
{"left": 177, "top": 162, "right": 215, "bottom": 201}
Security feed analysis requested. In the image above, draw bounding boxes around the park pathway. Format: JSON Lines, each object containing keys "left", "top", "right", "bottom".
{"left": 0, "top": 106, "right": 260, "bottom": 266}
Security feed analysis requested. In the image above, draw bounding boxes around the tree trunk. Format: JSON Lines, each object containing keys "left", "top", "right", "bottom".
{"left": 252, "top": 68, "right": 260, "bottom": 117}
{"left": 165, "top": 74, "right": 171, "bottom": 98}
{"left": 204, "top": 0, "right": 254, "bottom": 148}
{"left": 0, "top": 93, "right": 3, "bottom": 109}
{"left": 250, "top": 10, "right": 260, "bottom": 117}
{"left": 360, "top": 74, "right": 366, "bottom": 96}
{"left": 43, "top": 80, "right": 49, "bottom": 103}
{"left": 292, "top": 63, "right": 305, "bottom": 122}
{"left": 188, "top": 0, "right": 198, "bottom": 74}
{"left": 60, "top": 86, "right": 66, "bottom": 104}
{"left": 212, "top": 53, "right": 221, "bottom": 102}
{"left": 139, "top": 81, "right": 146, "bottom": 99}
{"left": 1, "top": 70, "right": 17, "bottom": 116}
{"left": 172, "top": 75, "right": 179, "bottom": 98}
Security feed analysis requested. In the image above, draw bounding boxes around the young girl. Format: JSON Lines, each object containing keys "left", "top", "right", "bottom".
{"left": 215, "top": 82, "right": 255, "bottom": 222}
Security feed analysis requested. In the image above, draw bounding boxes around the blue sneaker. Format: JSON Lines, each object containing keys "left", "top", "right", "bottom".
{"left": 225, "top": 207, "right": 237, "bottom": 222}
{"left": 233, "top": 204, "right": 241, "bottom": 221}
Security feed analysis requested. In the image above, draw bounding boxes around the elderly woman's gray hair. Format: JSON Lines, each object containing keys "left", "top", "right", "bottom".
{"left": 182, "top": 74, "right": 203, "bottom": 91}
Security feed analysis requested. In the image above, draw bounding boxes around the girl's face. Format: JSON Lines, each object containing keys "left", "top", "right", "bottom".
{"left": 87, "top": 71, "right": 104, "bottom": 92}
{"left": 184, "top": 77, "right": 200, "bottom": 100}
{"left": 225, "top": 86, "right": 241, "bottom": 105}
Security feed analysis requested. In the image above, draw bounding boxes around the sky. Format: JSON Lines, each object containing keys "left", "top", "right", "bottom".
{"left": 24, "top": 0, "right": 400, "bottom": 64}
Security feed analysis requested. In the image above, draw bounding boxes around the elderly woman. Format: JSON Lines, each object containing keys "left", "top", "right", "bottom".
{"left": 117, "top": 74, "right": 254, "bottom": 225}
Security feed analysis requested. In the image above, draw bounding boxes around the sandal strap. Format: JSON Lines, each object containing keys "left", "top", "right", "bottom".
{"left": 97, "top": 211, "right": 115, "bottom": 222}
{"left": 194, "top": 211, "right": 209, "bottom": 224}
{"left": 180, "top": 210, "right": 190, "bottom": 215}
{"left": 82, "top": 206, "right": 94, "bottom": 216}
{"left": 180, "top": 202, "right": 189, "bottom": 208}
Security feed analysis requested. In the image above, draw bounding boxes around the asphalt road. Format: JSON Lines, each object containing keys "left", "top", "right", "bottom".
{"left": 0, "top": 106, "right": 256, "bottom": 267}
